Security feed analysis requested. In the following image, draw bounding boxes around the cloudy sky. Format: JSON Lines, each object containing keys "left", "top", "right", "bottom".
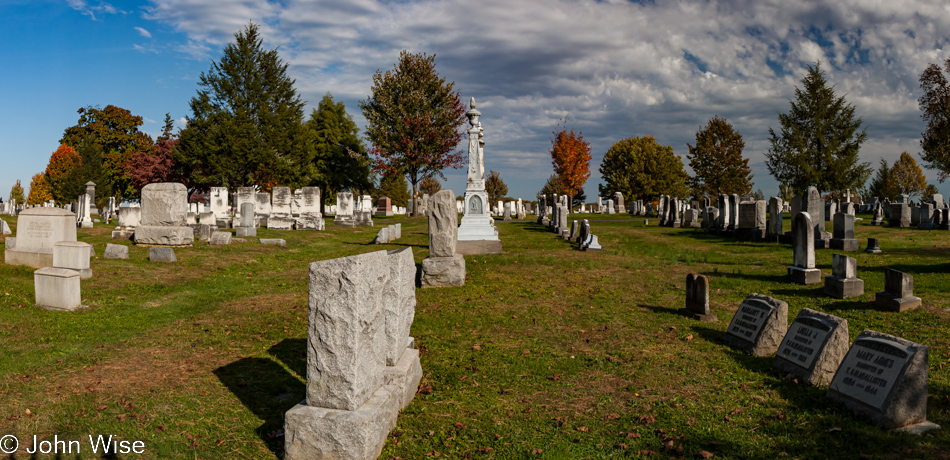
{"left": 2, "top": 0, "right": 949, "bottom": 201}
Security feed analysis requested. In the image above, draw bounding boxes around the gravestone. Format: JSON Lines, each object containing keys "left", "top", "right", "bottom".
{"left": 209, "top": 231, "right": 232, "bottom": 245}
{"left": 865, "top": 238, "right": 882, "bottom": 253}
{"left": 871, "top": 204, "right": 884, "bottom": 225}
{"left": 788, "top": 212, "right": 821, "bottom": 284}
{"left": 503, "top": 202, "right": 512, "bottom": 221}
{"left": 34, "top": 267, "right": 82, "bottom": 311}
{"left": 267, "top": 187, "right": 293, "bottom": 230}
{"left": 889, "top": 202, "right": 910, "bottom": 227}
{"left": 235, "top": 203, "right": 257, "bottom": 237}
{"left": 917, "top": 203, "right": 935, "bottom": 230}
{"left": 737, "top": 200, "right": 766, "bottom": 240}
{"left": 5, "top": 208, "right": 78, "bottom": 268}
{"left": 148, "top": 247, "right": 176, "bottom": 262}
{"left": 614, "top": 192, "right": 624, "bottom": 212}
{"left": 827, "top": 330, "right": 932, "bottom": 430}
{"left": 234, "top": 187, "right": 256, "bottom": 227}
{"left": 375, "top": 197, "right": 393, "bottom": 217}
{"left": 824, "top": 254, "right": 864, "bottom": 299}
{"left": 728, "top": 194, "right": 739, "bottom": 231}
{"left": 683, "top": 208, "right": 700, "bottom": 227}
{"left": 537, "top": 196, "right": 548, "bottom": 225}
{"left": 875, "top": 268, "right": 921, "bottom": 312}
{"left": 52, "top": 241, "right": 92, "bottom": 279}
{"left": 773, "top": 308, "right": 849, "bottom": 386}
{"left": 825, "top": 201, "right": 837, "bottom": 222}
{"left": 334, "top": 192, "right": 355, "bottom": 227}
{"left": 421, "top": 190, "right": 465, "bottom": 288}
{"left": 294, "top": 187, "right": 324, "bottom": 230}
{"left": 682, "top": 273, "right": 716, "bottom": 321}
{"left": 724, "top": 293, "right": 788, "bottom": 357}
{"left": 103, "top": 243, "right": 129, "bottom": 259}
{"left": 254, "top": 192, "right": 271, "bottom": 227}
{"left": 583, "top": 234, "right": 603, "bottom": 251}
{"left": 209, "top": 187, "right": 230, "bottom": 226}
{"left": 766, "top": 197, "right": 783, "bottom": 241}
{"left": 134, "top": 183, "right": 193, "bottom": 246}
{"left": 260, "top": 238, "right": 287, "bottom": 247}
{"left": 569, "top": 220, "right": 579, "bottom": 241}
{"left": 829, "top": 213, "right": 859, "bottom": 251}
{"left": 374, "top": 226, "right": 391, "bottom": 244}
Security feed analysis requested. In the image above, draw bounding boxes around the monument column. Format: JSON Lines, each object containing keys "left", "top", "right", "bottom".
{"left": 457, "top": 98, "right": 502, "bottom": 255}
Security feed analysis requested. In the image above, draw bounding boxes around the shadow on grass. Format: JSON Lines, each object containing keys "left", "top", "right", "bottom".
{"left": 267, "top": 338, "right": 307, "bottom": 378}
{"left": 638, "top": 303, "right": 683, "bottom": 318}
{"left": 701, "top": 271, "right": 788, "bottom": 285}
{"left": 214, "top": 352, "right": 305, "bottom": 458}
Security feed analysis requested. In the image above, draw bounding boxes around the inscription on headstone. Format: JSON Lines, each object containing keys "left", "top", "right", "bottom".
{"left": 724, "top": 294, "right": 788, "bottom": 357}
{"left": 773, "top": 308, "right": 848, "bottom": 386}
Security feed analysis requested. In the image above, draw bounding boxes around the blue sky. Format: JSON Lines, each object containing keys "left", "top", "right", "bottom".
{"left": 2, "top": 0, "right": 950, "bottom": 202}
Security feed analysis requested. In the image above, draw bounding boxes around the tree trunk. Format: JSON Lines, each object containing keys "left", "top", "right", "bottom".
{"left": 410, "top": 174, "right": 419, "bottom": 217}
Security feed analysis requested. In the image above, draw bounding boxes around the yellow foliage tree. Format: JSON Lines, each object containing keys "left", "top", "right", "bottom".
{"left": 27, "top": 173, "right": 53, "bottom": 205}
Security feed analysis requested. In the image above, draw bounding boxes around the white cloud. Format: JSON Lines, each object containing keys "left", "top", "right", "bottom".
{"left": 144, "top": 0, "right": 950, "bottom": 198}
{"left": 69, "top": 0, "right": 122, "bottom": 21}
{"left": 135, "top": 27, "right": 152, "bottom": 38}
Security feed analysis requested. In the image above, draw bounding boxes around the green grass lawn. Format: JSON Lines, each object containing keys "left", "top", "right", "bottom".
{"left": 0, "top": 213, "right": 948, "bottom": 459}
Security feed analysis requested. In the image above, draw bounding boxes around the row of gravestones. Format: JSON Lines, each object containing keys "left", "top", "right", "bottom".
{"left": 538, "top": 195, "right": 604, "bottom": 251}
{"left": 684, "top": 277, "right": 936, "bottom": 433}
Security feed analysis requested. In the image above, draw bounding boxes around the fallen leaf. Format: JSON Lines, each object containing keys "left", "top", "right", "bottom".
{"left": 531, "top": 448, "right": 543, "bottom": 455}
{"left": 685, "top": 334, "right": 694, "bottom": 341}
{"left": 575, "top": 426, "right": 589, "bottom": 432}
{"left": 699, "top": 449, "right": 715, "bottom": 458}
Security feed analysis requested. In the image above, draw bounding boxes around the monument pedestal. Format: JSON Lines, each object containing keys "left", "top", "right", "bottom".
{"left": 420, "top": 254, "right": 466, "bottom": 288}
{"left": 829, "top": 238, "right": 859, "bottom": 251}
{"left": 875, "top": 292, "right": 922, "bottom": 312}
{"left": 788, "top": 266, "right": 822, "bottom": 285}
{"left": 133, "top": 226, "right": 194, "bottom": 246}
{"left": 824, "top": 276, "right": 864, "bottom": 299}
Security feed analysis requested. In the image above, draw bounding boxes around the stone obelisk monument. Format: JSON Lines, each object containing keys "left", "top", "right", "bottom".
{"left": 456, "top": 98, "right": 502, "bottom": 255}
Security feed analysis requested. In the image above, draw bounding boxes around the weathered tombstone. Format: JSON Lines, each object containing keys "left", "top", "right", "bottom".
{"left": 829, "top": 213, "right": 858, "bottom": 251}
{"left": 209, "top": 187, "right": 230, "bottom": 226}
{"left": 503, "top": 202, "right": 512, "bottom": 221}
{"left": 875, "top": 268, "right": 921, "bottom": 312}
{"left": 788, "top": 212, "right": 821, "bottom": 284}
{"left": 682, "top": 273, "right": 716, "bottom": 321}
{"left": 382, "top": 247, "right": 423, "bottom": 409}
{"left": 267, "top": 187, "right": 294, "bottom": 230}
{"left": 824, "top": 254, "right": 864, "bottom": 299}
{"left": 917, "top": 203, "right": 935, "bottom": 230}
{"left": 827, "top": 330, "right": 933, "bottom": 430}
{"left": 294, "top": 187, "right": 324, "bottom": 230}
{"left": 421, "top": 190, "right": 465, "bottom": 287}
{"left": 773, "top": 308, "right": 849, "bottom": 386}
{"left": 52, "top": 241, "right": 92, "bottom": 279}
{"left": 34, "top": 267, "right": 82, "bottom": 311}
{"left": 668, "top": 197, "right": 681, "bottom": 228}
{"left": 334, "top": 192, "right": 355, "bottom": 227}
{"left": 5, "top": 208, "right": 78, "bottom": 268}
{"left": 865, "top": 238, "right": 882, "bottom": 253}
{"left": 613, "top": 192, "right": 624, "bottom": 212}
{"left": 871, "top": 204, "right": 884, "bottom": 225}
{"left": 683, "top": 208, "right": 700, "bottom": 227}
{"left": 233, "top": 187, "right": 256, "bottom": 227}
{"left": 737, "top": 200, "right": 766, "bottom": 240}
{"left": 209, "top": 231, "right": 232, "bottom": 245}
{"left": 148, "top": 247, "right": 177, "bottom": 262}
{"left": 254, "top": 192, "right": 271, "bottom": 227}
{"left": 236, "top": 202, "right": 257, "bottom": 237}
{"left": 103, "top": 243, "right": 129, "bottom": 259}
{"left": 728, "top": 194, "right": 739, "bottom": 231}
{"left": 1, "top": 220, "right": 10, "bottom": 235}
{"left": 825, "top": 201, "right": 837, "bottom": 222}
{"left": 375, "top": 197, "right": 394, "bottom": 217}
{"left": 569, "top": 220, "right": 579, "bottom": 241}
{"left": 766, "top": 197, "right": 784, "bottom": 241}
{"left": 577, "top": 219, "right": 589, "bottom": 245}
{"left": 374, "top": 226, "right": 391, "bottom": 244}
{"left": 724, "top": 294, "right": 788, "bottom": 356}
{"left": 260, "top": 238, "right": 287, "bottom": 248}
{"left": 134, "top": 183, "right": 193, "bottom": 246}
{"left": 537, "top": 196, "right": 548, "bottom": 225}
{"left": 889, "top": 202, "right": 910, "bottom": 227}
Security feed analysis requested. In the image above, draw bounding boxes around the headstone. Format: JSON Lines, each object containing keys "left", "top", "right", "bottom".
{"left": 827, "top": 330, "right": 932, "bottom": 430}
{"left": 209, "top": 231, "right": 232, "bottom": 245}
{"left": 871, "top": 204, "right": 884, "bottom": 225}
{"left": 374, "top": 226, "right": 391, "bottom": 244}
{"left": 607, "top": 199, "right": 615, "bottom": 214}
{"left": 254, "top": 192, "right": 272, "bottom": 227}
{"left": 267, "top": 187, "right": 294, "bottom": 230}
{"left": 134, "top": 183, "right": 193, "bottom": 246}
{"left": 773, "top": 308, "right": 849, "bottom": 386}
{"left": 875, "top": 268, "right": 921, "bottom": 312}
{"left": 788, "top": 212, "right": 821, "bottom": 284}
{"left": 865, "top": 238, "right": 882, "bottom": 254}
{"left": 824, "top": 254, "right": 864, "bottom": 299}
{"left": 5, "top": 208, "right": 78, "bottom": 268}
{"left": 889, "top": 202, "right": 910, "bottom": 228}
{"left": 148, "top": 247, "right": 177, "bottom": 262}
{"left": 537, "top": 196, "right": 547, "bottom": 225}
{"left": 682, "top": 273, "right": 716, "bottom": 321}
{"left": 728, "top": 194, "right": 739, "bottom": 230}
{"left": 456, "top": 99, "right": 502, "bottom": 254}
{"left": 260, "top": 238, "right": 287, "bottom": 248}
{"left": 736, "top": 200, "right": 766, "bottom": 239}
{"left": 583, "top": 234, "right": 602, "bottom": 251}
{"left": 236, "top": 202, "right": 257, "bottom": 237}
{"left": 724, "top": 293, "right": 789, "bottom": 357}
{"left": 421, "top": 190, "right": 465, "bottom": 287}
{"left": 34, "top": 267, "right": 82, "bottom": 311}
{"left": 1, "top": 219, "right": 10, "bottom": 235}
{"left": 825, "top": 201, "right": 837, "bottom": 221}
{"left": 52, "top": 241, "right": 92, "bottom": 279}
{"left": 683, "top": 208, "right": 700, "bottom": 227}
{"left": 829, "top": 213, "right": 859, "bottom": 251}
{"left": 569, "top": 220, "right": 579, "bottom": 241}
{"left": 103, "top": 243, "right": 129, "bottom": 259}
{"left": 334, "top": 192, "right": 355, "bottom": 227}
{"left": 503, "top": 202, "right": 512, "bottom": 221}
{"left": 917, "top": 203, "right": 935, "bottom": 230}
{"left": 375, "top": 197, "right": 394, "bottom": 217}
{"left": 234, "top": 187, "right": 256, "bottom": 227}
{"left": 210, "top": 187, "right": 230, "bottom": 224}
{"left": 294, "top": 187, "right": 325, "bottom": 230}
{"left": 767, "top": 197, "right": 783, "bottom": 241}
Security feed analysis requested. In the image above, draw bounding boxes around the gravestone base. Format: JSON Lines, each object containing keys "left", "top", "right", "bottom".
{"left": 893, "top": 421, "right": 941, "bottom": 435}
{"left": 133, "top": 226, "right": 194, "bottom": 246}
{"left": 456, "top": 240, "right": 502, "bottom": 255}
{"left": 870, "top": 218, "right": 883, "bottom": 226}
{"left": 541, "top": 218, "right": 550, "bottom": 226}
{"left": 267, "top": 217, "right": 294, "bottom": 230}
{"left": 875, "top": 292, "right": 922, "bottom": 312}
{"left": 788, "top": 266, "right": 822, "bottom": 285}
{"left": 383, "top": 347, "right": 423, "bottom": 410}
{"left": 295, "top": 215, "right": 325, "bottom": 231}
{"left": 283, "top": 385, "right": 399, "bottom": 460}
{"left": 889, "top": 219, "right": 910, "bottom": 228}
{"left": 866, "top": 247, "right": 882, "bottom": 254}
{"left": 420, "top": 254, "right": 466, "bottom": 288}
{"left": 111, "top": 230, "right": 134, "bottom": 241}
{"left": 679, "top": 308, "right": 717, "bottom": 322}
{"left": 235, "top": 226, "right": 257, "bottom": 237}
{"left": 734, "top": 228, "right": 754, "bottom": 240}
{"left": 670, "top": 221, "right": 681, "bottom": 228}
{"left": 215, "top": 218, "right": 231, "bottom": 229}
{"left": 5, "top": 248, "right": 53, "bottom": 269}
{"left": 764, "top": 233, "right": 782, "bottom": 243}
{"left": 824, "top": 276, "right": 864, "bottom": 299}
{"left": 333, "top": 217, "right": 356, "bottom": 227}
{"left": 814, "top": 238, "right": 831, "bottom": 249}
{"left": 829, "top": 238, "right": 859, "bottom": 251}
{"left": 34, "top": 267, "right": 82, "bottom": 311}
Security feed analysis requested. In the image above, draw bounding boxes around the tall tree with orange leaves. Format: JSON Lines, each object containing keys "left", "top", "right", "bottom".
{"left": 550, "top": 119, "right": 592, "bottom": 209}
{"left": 44, "top": 144, "right": 84, "bottom": 204}
{"left": 27, "top": 173, "right": 53, "bottom": 205}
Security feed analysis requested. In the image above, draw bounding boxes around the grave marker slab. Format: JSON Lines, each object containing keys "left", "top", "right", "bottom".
{"left": 875, "top": 268, "right": 921, "bottom": 312}
{"left": 829, "top": 213, "right": 859, "bottom": 251}
{"left": 682, "top": 273, "right": 716, "bottom": 322}
{"left": 824, "top": 253, "right": 864, "bottom": 299}
{"left": 724, "top": 294, "right": 788, "bottom": 356}
{"left": 34, "top": 267, "right": 82, "bottom": 311}
{"left": 773, "top": 308, "right": 848, "bottom": 386}
{"left": 149, "top": 247, "right": 177, "bottom": 262}
{"left": 788, "top": 212, "right": 821, "bottom": 284}
{"left": 103, "top": 243, "right": 129, "bottom": 259}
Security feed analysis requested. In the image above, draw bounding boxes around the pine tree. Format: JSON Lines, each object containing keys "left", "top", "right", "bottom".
{"left": 765, "top": 62, "right": 871, "bottom": 195}
{"left": 486, "top": 170, "right": 508, "bottom": 204}
{"left": 867, "top": 159, "right": 896, "bottom": 200}
{"left": 376, "top": 172, "right": 409, "bottom": 208}
{"left": 598, "top": 136, "right": 689, "bottom": 201}
{"left": 687, "top": 116, "right": 753, "bottom": 198}
{"left": 175, "top": 22, "right": 312, "bottom": 192}
{"left": 890, "top": 152, "right": 928, "bottom": 199}
{"left": 918, "top": 56, "right": 950, "bottom": 181}
{"left": 306, "top": 93, "right": 372, "bottom": 207}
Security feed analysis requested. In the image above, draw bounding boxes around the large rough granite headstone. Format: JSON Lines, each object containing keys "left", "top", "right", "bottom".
{"left": 824, "top": 253, "right": 864, "bottom": 299}
{"left": 875, "top": 268, "right": 922, "bottom": 312}
{"left": 889, "top": 203, "right": 910, "bottom": 228}
{"left": 682, "top": 273, "right": 716, "bottom": 322}
{"left": 5, "top": 208, "right": 78, "bottom": 268}
{"left": 788, "top": 212, "right": 821, "bottom": 284}
{"left": 134, "top": 183, "right": 193, "bottom": 246}
{"left": 428, "top": 190, "right": 457, "bottom": 257}
{"left": 773, "top": 308, "right": 849, "bottom": 386}
{"left": 724, "top": 293, "right": 788, "bottom": 357}
{"left": 827, "top": 330, "right": 932, "bottom": 430}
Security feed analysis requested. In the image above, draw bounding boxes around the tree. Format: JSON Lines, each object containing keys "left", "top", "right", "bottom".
{"left": 27, "top": 173, "right": 52, "bottom": 205}
{"left": 376, "top": 172, "right": 409, "bottom": 208}
{"left": 918, "top": 56, "right": 950, "bottom": 181}
{"left": 126, "top": 113, "right": 182, "bottom": 195}
{"left": 779, "top": 181, "right": 794, "bottom": 203}
{"left": 549, "top": 118, "right": 592, "bottom": 207}
{"left": 486, "top": 170, "right": 508, "bottom": 204}
{"left": 61, "top": 104, "right": 154, "bottom": 202}
{"left": 419, "top": 176, "right": 442, "bottom": 196}
{"left": 598, "top": 136, "right": 689, "bottom": 201}
{"left": 44, "top": 144, "right": 84, "bottom": 204}
{"left": 765, "top": 62, "right": 871, "bottom": 195}
{"left": 890, "top": 152, "right": 928, "bottom": 199}
{"left": 306, "top": 93, "right": 373, "bottom": 206}
{"left": 924, "top": 183, "right": 940, "bottom": 198}
{"left": 539, "top": 174, "right": 586, "bottom": 207}
{"left": 8, "top": 180, "right": 25, "bottom": 205}
{"left": 175, "top": 22, "right": 313, "bottom": 193}
{"left": 359, "top": 50, "right": 466, "bottom": 214}
{"left": 867, "top": 159, "right": 897, "bottom": 200}
{"left": 752, "top": 188, "right": 765, "bottom": 201}
{"left": 687, "top": 116, "right": 753, "bottom": 198}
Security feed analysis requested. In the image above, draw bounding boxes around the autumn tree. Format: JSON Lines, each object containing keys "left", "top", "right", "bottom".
{"left": 61, "top": 104, "right": 154, "bottom": 203}
{"left": 27, "top": 173, "right": 52, "bottom": 205}
{"left": 359, "top": 51, "right": 466, "bottom": 215}
{"left": 919, "top": 56, "right": 950, "bottom": 180}
{"left": 125, "top": 114, "right": 183, "bottom": 195}
{"left": 549, "top": 119, "right": 592, "bottom": 207}
{"left": 486, "top": 170, "right": 508, "bottom": 204}
{"left": 599, "top": 136, "right": 689, "bottom": 201}
{"left": 419, "top": 176, "right": 442, "bottom": 196}
{"left": 539, "top": 174, "right": 586, "bottom": 207}
{"left": 765, "top": 62, "right": 871, "bottom": 195}
{"left": 924, "top": 183, "right": 940, "bottom": 198}
{"left": 376, "top": 172, "right": 409, "bottom": 208}
{"left": 890, "top": 152, "right": 928, "bottom": 199}
{"left": 687, "top": 116, "right": 753, "bottom": 198}
{"left": 8, "top": 180, "right": 25, "bottom": 205}
{"left": 44, "top": 144, "right": 84, "bottom": 204}
{"left": 175, "top": 22, "right": 313, "bottom": 193}
{"left": 306, "top": 93, "right": 373, "bottom": 209}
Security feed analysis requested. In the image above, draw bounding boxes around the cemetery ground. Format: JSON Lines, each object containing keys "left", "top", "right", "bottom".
{"left": 0, "top": 214, "right": 949, "bottom": 459}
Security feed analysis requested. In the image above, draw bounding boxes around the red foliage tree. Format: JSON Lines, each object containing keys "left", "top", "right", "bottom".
{"left": 550, "top": 119, "right": 592, "bottom": 208}
{"left": 44, "top": 144, "right": 83, "bottom": 204}
{"left": 125, "top": 138, "right": 182, "bottom": 194}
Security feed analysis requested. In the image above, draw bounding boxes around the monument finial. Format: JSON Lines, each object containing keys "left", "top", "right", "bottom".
{"left": 466, "top": 97, "right": 481, "bottom": 128}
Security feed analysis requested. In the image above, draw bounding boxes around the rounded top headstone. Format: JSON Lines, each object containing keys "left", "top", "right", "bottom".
{"left": 20, "top": 207, "right": 74, "bottom": 217}
{"left": 142, "top": 182, "right": 187, "bottom": 192}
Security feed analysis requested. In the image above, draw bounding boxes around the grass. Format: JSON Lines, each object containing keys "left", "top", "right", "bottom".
{"left": 0, "top": 212, "right": 948, "bottom": 459}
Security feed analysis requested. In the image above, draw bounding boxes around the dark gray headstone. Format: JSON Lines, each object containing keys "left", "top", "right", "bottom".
{"left": 875, "top": 268, "right": 921, "bottom": 312}
{"left": 682, "top": 273, "right": 716, "bottom": 322}
{"left": 824, "top": 253, "right": 864, "bottom": 299}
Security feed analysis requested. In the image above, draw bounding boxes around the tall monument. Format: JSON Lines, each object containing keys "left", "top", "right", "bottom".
{"left": 456, "top": 98, "right": 502, "bottom": 255}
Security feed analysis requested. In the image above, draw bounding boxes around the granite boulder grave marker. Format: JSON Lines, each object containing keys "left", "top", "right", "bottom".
{"left": 724, "top": 294, "right": 788, "bottom": 357}
{"left": 773, "top": 308, "right": 849, "bottom": 385}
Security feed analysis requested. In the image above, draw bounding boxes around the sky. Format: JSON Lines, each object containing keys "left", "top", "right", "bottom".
{"left": 2, "top": 0, "right": 950, "bottom": 202}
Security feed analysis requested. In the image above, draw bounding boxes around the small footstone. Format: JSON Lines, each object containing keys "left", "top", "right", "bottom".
{"left": 260, "top": 238, "right": 287, "bottom": 248}
{"left": 149, "top": 247, "right": 177, "bottom": 262}
{"left": 865, "top": 238, "right": 882, "bottom": 254}
{"left": 209, "top": 231, "right": 232, "bottom": 245}
{"left": 103, "top": 244, "right": 129, "bottom": 260}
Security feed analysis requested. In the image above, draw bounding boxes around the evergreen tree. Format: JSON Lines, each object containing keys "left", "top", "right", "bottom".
{"left": 924, "top": 183, "right": 940, "bottom": 199}
{"left": 539, "top": 174, "right": 563, "bottom": 206}
{"left": 918, "top": 56, "right": 950, "bottom": 181}
{"left": 8, "top": 180, "right": 25, "bottom": 205}
{"left": 175, "top": 22, "right": 312, "bottom": 192}
{"left": 867, "top": 159, "right": 896, "bottom": 201}
{"left": 599, "top": 136, "right": 689, "bottom": 201}
{"left": 376, "top": 172, "right": 409, "bottom": 208}
{"left": 890, "top": 152, "right": 928, "bottom": 199}
{"left": 765, "top": 62, "right": 871, "bottom": 195}
{"left": 687, "top": 116, "right": 753, "bottom": 199}
{"left": 306, "top": 93, "right": 372, "bottom": 206}
{"left": 486, "top": 170, "right": 508, "bottom": 204}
